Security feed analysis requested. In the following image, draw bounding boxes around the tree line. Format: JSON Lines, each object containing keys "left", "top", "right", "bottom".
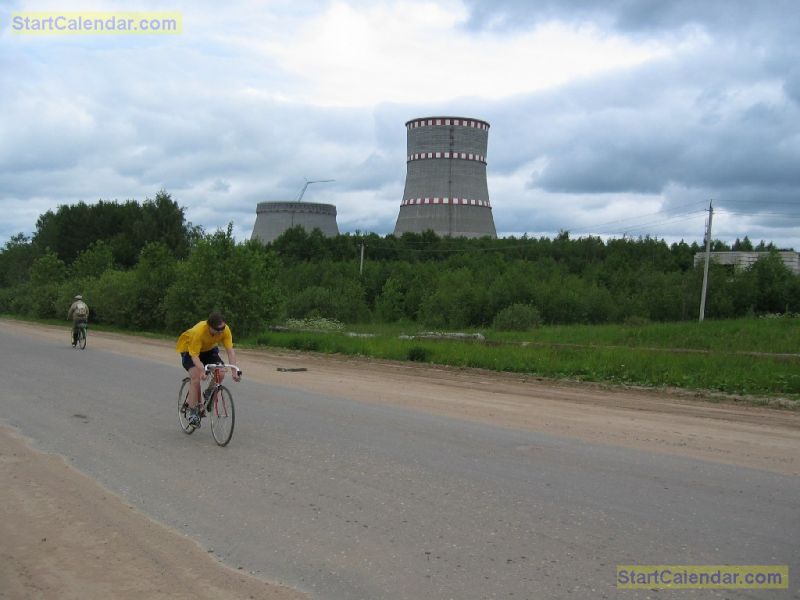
{"left": 1, "top": 193, "right": 798, "bottom": 335}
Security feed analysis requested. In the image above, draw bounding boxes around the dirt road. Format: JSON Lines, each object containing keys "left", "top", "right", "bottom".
{"left": 2, "top": 318, "right": 798, "bottom": 599}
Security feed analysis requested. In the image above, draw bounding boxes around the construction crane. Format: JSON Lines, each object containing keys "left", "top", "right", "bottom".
{"left": 297, "top": 179, "right": 335, "bottom": 201}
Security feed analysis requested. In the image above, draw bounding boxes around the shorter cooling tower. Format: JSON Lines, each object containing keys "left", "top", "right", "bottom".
{"left": 251, "top": 201, "right": 339, "bottom": 244}
{"left": 394, "top": 116, "right": 497, "bottom": 238}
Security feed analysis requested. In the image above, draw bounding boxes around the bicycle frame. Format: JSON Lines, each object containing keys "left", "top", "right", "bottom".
{"left": 202, "top": 363, "right": 241, "bottom": 415}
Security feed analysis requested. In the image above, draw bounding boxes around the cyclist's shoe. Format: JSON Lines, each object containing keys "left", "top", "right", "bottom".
{"left": 187, "top": 407, "right": 201, "bottom": 427}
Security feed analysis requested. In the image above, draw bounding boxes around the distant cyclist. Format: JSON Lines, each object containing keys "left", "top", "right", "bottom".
{"left": 176, "top": 312, "right": 241, "bottom": 427}
{"left": 67, "top": 295, "right": 90, "bottom": 347}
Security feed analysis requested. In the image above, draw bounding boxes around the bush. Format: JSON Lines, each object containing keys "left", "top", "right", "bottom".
{"left": 623, "top": 315, "right": 651, "bottom": 327}
{"left": 30, "top": 253, "right": 67, "bottom": 288}
{"left": 71, "top": 241, "right": 114, "bottom": 279}
{"left": 492, "top": 304, "right": 543, "bottom": 331}
{"left": 418, "top": 267, "right": 486, "bottom": 328}
{"left": 284, "top": 282, "right": 369, "bottom": 323}
{"left": 130, "top": 242, "right": 176, "bottom": 329}
{"left": 163, "top": 228, "right": 280, "bottom": 336}
{"left": 406, "top": 346, "right": 431, "bottom": 362}
{"left": 29, "top": 283, "right": 61, "bottom": 318}
{"left": 375, "top": 277, "right": 405, "bottom": 322}
{"left": 87, "top": 269, "right": 137, "bottom": 327}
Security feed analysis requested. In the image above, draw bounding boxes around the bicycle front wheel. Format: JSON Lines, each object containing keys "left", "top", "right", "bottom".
{"left": 177, "top": 377, "right": 195, "bottom": 434}
{"left": 78, "top": 327, "right": 87, "bottom": 349}
{"left": 209, "top": 385, "right": 235, "bottom": 446}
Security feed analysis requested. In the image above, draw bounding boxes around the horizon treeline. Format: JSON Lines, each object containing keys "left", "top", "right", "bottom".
{"left": 1, "top": 192, "right": 798, "bottom": 335}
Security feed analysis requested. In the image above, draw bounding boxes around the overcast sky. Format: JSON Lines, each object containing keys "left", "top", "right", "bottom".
{"left": 2, "top": 0, "right": 799, "bottom": 250}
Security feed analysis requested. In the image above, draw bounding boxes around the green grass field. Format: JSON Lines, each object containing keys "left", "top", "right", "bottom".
{"left": 248, "top": 317, "right": 800, "bottom": 403}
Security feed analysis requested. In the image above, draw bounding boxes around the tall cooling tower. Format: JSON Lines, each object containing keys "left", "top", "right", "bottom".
{"left": 393, "top": 116, "right": 497, "bottom": 238}
{"left": 251, "top": 201, "right": 339, "bottom": 244}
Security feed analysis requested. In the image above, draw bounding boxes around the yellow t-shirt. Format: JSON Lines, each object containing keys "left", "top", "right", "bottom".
{"left": 175, "top": 320, "right": 233, "bottom": 356}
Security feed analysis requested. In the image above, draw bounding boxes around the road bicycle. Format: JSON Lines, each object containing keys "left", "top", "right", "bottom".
{"left": 178, "top": 363, "right": 242, "bottom": 446}
{"left": 72, "top": 322, "right": 87, "bottom": 350}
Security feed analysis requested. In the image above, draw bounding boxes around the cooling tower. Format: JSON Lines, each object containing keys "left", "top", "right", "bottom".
{"left": 393, "top": 116, "right": 497, "bottom": 238}
{"left": 250, "top": 201, "right": 339, "bottom": 244}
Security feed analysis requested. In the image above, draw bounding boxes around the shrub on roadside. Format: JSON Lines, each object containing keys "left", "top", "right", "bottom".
{"left": 492, "top": 304, "right": 542, "bottom": 331}
{"left": 406, "top": 346, "right": 431, "bottom": 362}
{"left": 623, "top": 315, "right": 651, "bottom": 327}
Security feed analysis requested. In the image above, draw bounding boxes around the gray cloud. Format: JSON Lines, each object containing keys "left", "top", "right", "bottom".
{"left": 467, "top": 16, "right": 800, "bottom": 240}
{"left": 784, "top": 68, "right": 800, "bottom": 105}
{"left": 462, "top": 0, "right": 800, "bottom": 37}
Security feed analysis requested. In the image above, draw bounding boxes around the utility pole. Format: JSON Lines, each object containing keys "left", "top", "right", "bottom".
{"left": 699, "top": 199, "right": 714, "bottom": 322}
{"left": 359, "top": 243, "right": 365, "bottom": 276}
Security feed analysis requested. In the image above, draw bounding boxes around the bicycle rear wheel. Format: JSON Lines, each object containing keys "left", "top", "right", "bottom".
{"left": 78, "top": 327, "right": 87, "bottom": 349}
{"left": 209, "top": 386, "right": 235, "bottom": 446}
{"left": 177, "top": 377, "right": 196, "bottom": 434}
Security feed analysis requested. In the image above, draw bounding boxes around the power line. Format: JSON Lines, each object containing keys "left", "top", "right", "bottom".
{"left": 714, "top": 209, "right": 800, "bottom": 219}
{"left": 568, "top": 200, "right": 708, "bottom": 235}
{"left": 717, "top": 199, "right": 800, "bottom": 206}
{"left": 592, "top": 212, "right": 707, "bottom": 237}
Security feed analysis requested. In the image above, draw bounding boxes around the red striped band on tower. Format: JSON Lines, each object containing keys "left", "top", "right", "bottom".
{"left": 407, "top": 152, "right": 486, "bottom": 163}
{"left": 406, "top": 117, "right": 490, "bottom": 130}
{"left": 401, "top": 198, "right": 492, "bottom": 207}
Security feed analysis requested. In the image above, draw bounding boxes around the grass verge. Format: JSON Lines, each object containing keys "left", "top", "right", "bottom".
{"left": 248, "top": 318, "right": 800, "bottom": 404}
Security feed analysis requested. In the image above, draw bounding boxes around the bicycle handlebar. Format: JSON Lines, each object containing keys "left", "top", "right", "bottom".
{"left": 204, "top": 363, "right": 242, "bottom": 377}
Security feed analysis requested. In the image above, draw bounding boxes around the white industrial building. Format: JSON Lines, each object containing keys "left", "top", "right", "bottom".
{"left": 693, "top": 251, "right": 800, "bottom": 275}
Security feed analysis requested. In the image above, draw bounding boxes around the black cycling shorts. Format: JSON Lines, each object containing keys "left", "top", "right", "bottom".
{"left": 181, "top": 348, "right": 222, "bottom": 371}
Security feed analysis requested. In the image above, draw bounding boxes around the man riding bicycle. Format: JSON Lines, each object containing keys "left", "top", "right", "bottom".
{"left": 176, "top": 312, "right": 241, "bottom": 427}
{"left": 67, "top": 294, "right": 89, "bottom": 347}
